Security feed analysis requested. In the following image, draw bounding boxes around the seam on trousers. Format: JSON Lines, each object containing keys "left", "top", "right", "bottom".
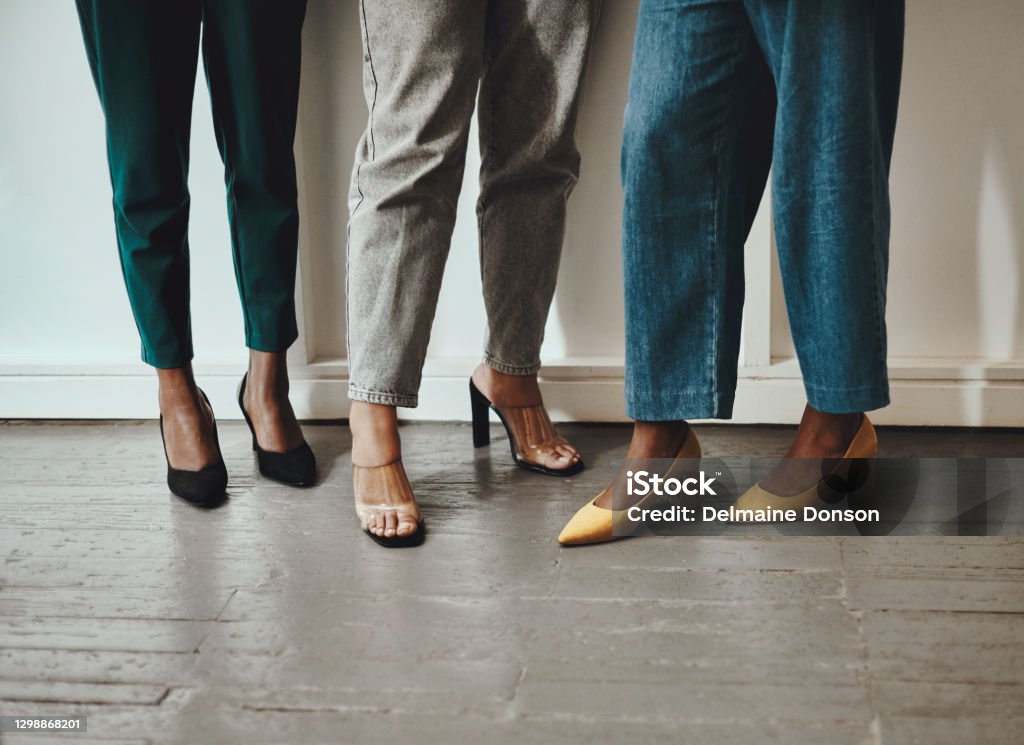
{"left": 867, "top": 0, "right": 887, "bottom": 397}
{"left": 478, "top": 13, "right": 496, "bottom": 303}
{"left": 348, "top": 1, "right": 378, "bottom": 380}
{"left": 359, "top": 0, "right": 377, "bottom": 160}
{"left": 708, "top": 80, "right": 726, "bottom": 409}
{"left": 869, "top": 136, "right": 888, "bottom": 397}
{"left": 868, "top": 0, "right": 888, "bottom": 398}
{"left": 202, "top": 30, "right": 253, "bottom": 348}
{"left": 227, "top": 187, "right": 254, "bottom": 346}
{"left": 111, "top": 204, "right": 158, "bottom": 366}
{"left": 479, "top": 22, "right": 501, "bottom": 367}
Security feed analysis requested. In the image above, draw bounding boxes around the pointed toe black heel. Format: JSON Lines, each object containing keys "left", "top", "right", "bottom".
{"left": 470, "top": 378, "right": 584, "bottom": 478}
{"left": 160, "top": 389, "right": 228, "bottom": 507}
{"left": 237, "top": 373, "right": 317, "bottom": 487}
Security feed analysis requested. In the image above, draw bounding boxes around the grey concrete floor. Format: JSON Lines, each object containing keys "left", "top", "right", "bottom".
{"left": 0, "top": 421, "right": 1022, "bottom": 745}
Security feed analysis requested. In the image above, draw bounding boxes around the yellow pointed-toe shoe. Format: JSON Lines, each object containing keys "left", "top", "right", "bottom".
{"left": 558, "top": 428, "right": 702, "bottom": 546}
{"left": 732, "top": 415, "right": 878, "bottom": 520}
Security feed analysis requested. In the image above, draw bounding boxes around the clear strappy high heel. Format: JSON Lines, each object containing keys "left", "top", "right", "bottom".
{"left": 353, "top": 460, "right": 425, "bottom": 548}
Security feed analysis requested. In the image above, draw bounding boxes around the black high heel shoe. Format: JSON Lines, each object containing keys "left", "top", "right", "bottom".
{"left": 470, "top": 378, "right": 584, "bottom": 477}
{"left": 237, "top": 373, "right": 317, "bottom": 487}
{"left": 159, "top": 389, "right": 228, "bottom": 507}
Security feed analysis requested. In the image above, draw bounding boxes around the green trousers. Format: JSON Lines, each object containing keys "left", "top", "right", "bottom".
{"left": 76, "top": 0, "right": 307, "bottom": 368}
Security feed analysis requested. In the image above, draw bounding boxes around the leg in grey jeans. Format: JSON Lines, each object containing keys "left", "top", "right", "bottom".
{"left": 347, "top": 0, "right": 601, "bottom": 407}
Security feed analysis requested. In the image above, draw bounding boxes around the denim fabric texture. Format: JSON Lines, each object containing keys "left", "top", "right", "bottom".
{"left": 347, "top": 0, "right": 602, "bottom": 407}
{"left": 622, "top": 0, "right": 904, "bottom": 420}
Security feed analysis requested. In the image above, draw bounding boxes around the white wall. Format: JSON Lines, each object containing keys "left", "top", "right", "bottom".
{"left": 1, "top": 0, "right": 1022, "bottom": 425}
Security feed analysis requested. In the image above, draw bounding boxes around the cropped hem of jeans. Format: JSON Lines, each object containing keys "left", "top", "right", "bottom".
{"left": 805, "top": 382, "right": 891, "bottom": 415}
{"left": 246, "top": 327, "right": 299, "bottom": 355}
{"left": 626, "top": 387, "right": 735, "bottom": 423}
{"left": 348, "top": 384, "right": 418, "bottom": 409}
{"left": 483, "top": 354, "right": 541, "bottom": 377}
{"left": 142, "top": 347, "right": 194, "bottom": 370}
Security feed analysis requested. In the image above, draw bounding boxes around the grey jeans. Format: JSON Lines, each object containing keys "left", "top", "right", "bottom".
{"left": 347, "top": 0, "right": 602, "bottom": 407}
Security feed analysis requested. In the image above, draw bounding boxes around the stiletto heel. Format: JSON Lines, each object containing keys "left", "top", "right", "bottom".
{"left": 238, "top": 373, "right": 317, "bottom": 487}
{"left": 160, "top": 388, "right": 228, "bottom": 507}
{"left": 470, "top": 378, "right": 491, "bottom": 448}
{"left": 469, "top": 378, "right": 583, "bottom": 477}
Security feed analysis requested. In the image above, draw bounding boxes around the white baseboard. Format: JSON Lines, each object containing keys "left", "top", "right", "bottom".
{"left": 1, "top": 357, "right": 1022, "bottom": 427}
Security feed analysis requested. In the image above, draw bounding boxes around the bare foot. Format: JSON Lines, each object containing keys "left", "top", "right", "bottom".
{"left": 158, "top": 365, "right": 221, "bottom": 471}
{"left": 593, "top": 420, "right": 691, "bottom": 509}
{"left": 471, "top": 364, "right": 580, "bottom": 471}
{"left": 758, "top": 405, "right": 864, "bottom": 496}
{"left": 350, "top": 402, "right": 420, "bottom": 538}
{"left": 242, "top": 350, "right": 305, "bottom": 453}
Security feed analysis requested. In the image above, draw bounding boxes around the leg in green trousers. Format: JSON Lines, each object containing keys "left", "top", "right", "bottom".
{"left": 75, "top": 0, "right": 307, "bottom": 368}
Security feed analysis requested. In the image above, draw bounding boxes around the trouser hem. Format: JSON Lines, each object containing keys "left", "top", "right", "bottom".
{"left": 626, "top": 388, "right": 735, "bottom": 422}
{"left": 805, "top": 382, "right": 890, "bottom": 415}
{"left": 483, "top": 354, "right": 541, "bottom": 377}
{"left": 142, "top": 347, "right": 194, "bottom": 370}
{"left": 246, "top": 327, "right": 299, "bottom": 355}
{"left": 348, "top": 385, "right": 418, "bottom": 408}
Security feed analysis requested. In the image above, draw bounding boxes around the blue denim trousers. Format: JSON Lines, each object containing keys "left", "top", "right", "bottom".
{"left": 622, "top": 0, "right": 904, "bottom": 421}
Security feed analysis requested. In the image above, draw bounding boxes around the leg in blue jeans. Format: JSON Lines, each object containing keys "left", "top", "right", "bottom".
{"left": 560, "top": 0, "right": 904, "bottom": 544}
{"left": 622, "top": 0, "right": 903, "bottom": 421}
{"left": 623, "top": 0, "right": 775, "bottom": 421}
{"left": 747, "top": 0, "right": 903, "bottom": 414}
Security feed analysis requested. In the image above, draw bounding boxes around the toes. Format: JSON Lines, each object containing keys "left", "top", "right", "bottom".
{"left": 397, "top": 516, "right": 418, "bottom": 537}
{"left": 542, "top": 446, "right": 578, "bottom": 471}
{"left": 556, "top": 443, "right": 580, "bottom": 462}
{"left": 360, "top": 505, "right": 376, "bottom": 536}
{"left": 552, "top": 453, "right": 574, "bottom": 469}
{"left": 371, "top": 509, "right": 385, "bottom": 536}
{"left": 383, "top": 510, "right": 398, "bottom": 538}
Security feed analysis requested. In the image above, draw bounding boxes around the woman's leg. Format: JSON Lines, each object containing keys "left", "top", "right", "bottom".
{"left": 76, "top": 0, "right": 221, "bottom": 472}
{"left": 347, "top": 0, "right": 487, "bottom": 538}
{"left": 744, "top": 0, "right": 903, "bottom": 494}
{"left": 561, "top": 0, "right": 774, "bottom": 537}
{"left": 469, "top": 0, "right": 603, "bottom": 471}
{"left": 348, "top": 0, "right": 486, "bottom": 409}
{"left": 621, "top": 0, "right": 773, "bottom": 426}
{"left": 201, "top": 1, "right": 308, "bottom": 454}
{"left": 612, "top": 0, "right": 774, "bottom": 503}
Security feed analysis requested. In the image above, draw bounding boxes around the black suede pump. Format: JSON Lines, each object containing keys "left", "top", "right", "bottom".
{"left": 237, "top": 373, "right": 317, "bottom": 487}
{"left": 159, "top": 389, "right": 228, "bottom": 507}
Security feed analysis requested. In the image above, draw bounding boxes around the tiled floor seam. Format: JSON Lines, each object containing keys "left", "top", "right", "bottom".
{"left": 193, "top": 588, "right": 239, "bottom": 654}
{"left": 839, "top": 539, "right": 879, "bottom": 745}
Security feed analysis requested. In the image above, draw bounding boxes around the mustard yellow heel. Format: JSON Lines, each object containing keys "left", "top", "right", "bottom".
{"left": 732, "top": 415, "right": 878, "bottom": 520}
{"left": 558, "top": 429, "right": 702, "bottom": 545}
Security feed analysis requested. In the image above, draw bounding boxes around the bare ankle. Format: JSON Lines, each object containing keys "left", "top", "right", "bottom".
{"left": 157, "top": 366, "right": 199, "bottom": 411}
{"left": 350, "top": 402, "right": 401, "bottom": 466}
{"left": 472, "top": 364, "right": 541, "bottom": 407}
{"left": 796, "top": 406, "right": 862, "bottom": 449}
{"left": 629, "top": 420, "right": 690, "bottom": 458}
{"left": 247, "top": 350, "right": 290, "bottom": 402}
